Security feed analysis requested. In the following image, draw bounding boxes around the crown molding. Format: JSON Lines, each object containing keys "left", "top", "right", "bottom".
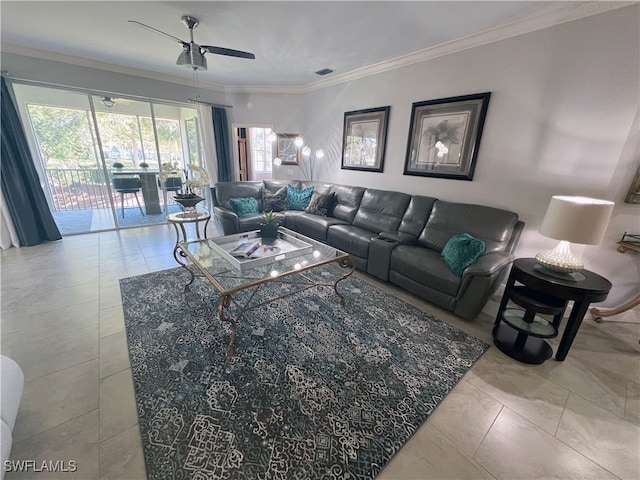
{"left": 0, "top": 43, "right": 227, "bottom": 93}
{"left": 2, "top": 1, "right": 634, "bottom": 96}
{"left": 299, "top": 1, "right": 636, "bottom": 93}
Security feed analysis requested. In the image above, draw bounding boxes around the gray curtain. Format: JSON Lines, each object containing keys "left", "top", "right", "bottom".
{"left": 212, "top": 107, "right": 233, "bottom": 182}
{"left": 1, "top": 77, "right": 61, "bottom": 246}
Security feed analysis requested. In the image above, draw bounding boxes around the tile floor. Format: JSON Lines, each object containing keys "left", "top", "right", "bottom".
{"left": 1, "top": 224, "right": 639, "bottom": 479}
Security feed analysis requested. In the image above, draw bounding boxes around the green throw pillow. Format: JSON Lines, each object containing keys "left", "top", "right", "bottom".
{"left": 229, "top": 197, "right": 259, "bottom": 218}
{"left": 287, "top": 185, "right": 314, "bottom": 210}
{"left": 441, "top": 233, "right": 486, "bottom": 276}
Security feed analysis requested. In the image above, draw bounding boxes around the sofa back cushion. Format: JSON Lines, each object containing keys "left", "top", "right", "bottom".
{"left": 352, "top": 189, "right": 411, "bottom": 233}
{"left": 418, "top": 200, "right": 519, "bottom": 253}
{"left": 398, "top": 195, "right": 438, "bottom": 237}
{"left": 300, "top": 181, "right": 333, "bottom": 195}
{"left": 263, "top": 179, "right": 298, "bottom": 193}
{"left": 330, "top": 185, "right": 366, "bottom": 223}
{"left": 214, "top": 181, "right": 263, "bottom": 210}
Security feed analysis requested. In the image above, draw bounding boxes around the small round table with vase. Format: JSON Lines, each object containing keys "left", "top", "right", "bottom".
{"left": 167, "top": 210, "right": 211, "bottom": 265}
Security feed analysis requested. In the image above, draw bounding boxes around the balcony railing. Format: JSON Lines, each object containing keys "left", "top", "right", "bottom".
{"left": 45, "top": 168, "right": 177, "bottom": 212}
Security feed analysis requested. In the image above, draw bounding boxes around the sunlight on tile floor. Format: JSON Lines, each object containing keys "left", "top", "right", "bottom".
{"left": 1, "top": 223, "right": 639, "bottom": 479}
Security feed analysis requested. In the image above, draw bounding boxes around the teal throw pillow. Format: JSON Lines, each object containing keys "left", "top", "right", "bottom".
{"left": 441, "top": 233, "right": 486, "bottom": 276}
{"left": 229, "top": 197, "right": 259, "bottom": 218}
{"left": 287, "top": 185, "right": 314, "bottom": 210}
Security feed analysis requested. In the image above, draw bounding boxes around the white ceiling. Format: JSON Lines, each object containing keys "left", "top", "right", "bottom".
{"left": 0, "top": 1, "right": 627, "bottom": 89}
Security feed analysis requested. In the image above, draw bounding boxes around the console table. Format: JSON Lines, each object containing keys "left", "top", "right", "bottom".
{"left": 494, "top": 258, "right": 611, "bottom": 362}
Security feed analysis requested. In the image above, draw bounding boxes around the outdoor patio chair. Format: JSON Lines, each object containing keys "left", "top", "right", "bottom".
{"left": 158, "top": 176, "right": 182, "bottom": 212}
{"left": 112, "top": 175, "right": 145, "bottom": 218}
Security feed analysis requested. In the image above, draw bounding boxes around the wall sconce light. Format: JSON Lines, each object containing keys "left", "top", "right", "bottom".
{"left": 535, "top": 195, "right": 614, "bottom": 280}
{"left": 101, "top": 97, "right": 116, "bottom": 108}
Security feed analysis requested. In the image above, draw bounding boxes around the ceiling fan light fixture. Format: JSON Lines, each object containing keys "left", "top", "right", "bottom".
{"left": 100, "top": 97, "right": 115, "bottom": 108}
{"left": 177, "top": 48, "right": 207, "bottom": 71}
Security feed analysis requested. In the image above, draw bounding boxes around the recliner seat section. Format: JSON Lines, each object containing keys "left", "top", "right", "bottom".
{"left": 211, "top": 180, "right": 524, "bottom": 320}
{"left": 327, "top": 188, "right": 410, "bottom": 270}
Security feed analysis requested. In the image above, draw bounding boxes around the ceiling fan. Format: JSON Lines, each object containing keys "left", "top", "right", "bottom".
{"left": 128, "top": 16, "right": 255, "bottom": 71}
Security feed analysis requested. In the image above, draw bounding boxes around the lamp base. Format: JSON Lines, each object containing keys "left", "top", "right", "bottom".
{"left": 533, "top": 263, "right": 586, "bottom": 282}
{"left": 535, "top": 240, "right": 584, "bottom": 273}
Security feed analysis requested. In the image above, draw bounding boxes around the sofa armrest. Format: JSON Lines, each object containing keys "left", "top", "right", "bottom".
{"left": 378, "top": 232, "right": 417, "bottom": 245}
{"left": 453, "top": 252, "right": 515, "bottom": 319}
{"left": 462, "top": 251, "right": 515, "bottom": 277}
{"left": 213, "top": 206, "right": 240, "bottom": 235}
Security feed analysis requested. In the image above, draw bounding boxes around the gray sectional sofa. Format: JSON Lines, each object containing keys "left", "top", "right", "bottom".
{"left": 211, "top": 179, "right": 524, "bottom": 320}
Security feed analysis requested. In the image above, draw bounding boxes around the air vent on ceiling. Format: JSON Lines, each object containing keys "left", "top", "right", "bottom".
{"left": 315, "top": 68, "right": 334, "bottom": 76}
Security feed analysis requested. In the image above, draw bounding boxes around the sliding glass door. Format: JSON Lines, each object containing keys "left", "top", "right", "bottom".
{"left": 11, "top": 83, "right": 199, "bottom": 235}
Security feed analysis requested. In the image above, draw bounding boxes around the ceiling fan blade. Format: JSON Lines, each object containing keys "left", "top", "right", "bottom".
{"left": 128, "top": 20, "right": 187, "bottom": 46}
{"left": 201, "top": 45, "right": 256, "bottom": 60}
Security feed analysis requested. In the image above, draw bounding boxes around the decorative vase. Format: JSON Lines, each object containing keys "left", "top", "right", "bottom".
{"left": 174, "top": 195, "right": 204, "bottom": 210}
{"left": 260, "top": 223, "right": 279, "bottom": 242}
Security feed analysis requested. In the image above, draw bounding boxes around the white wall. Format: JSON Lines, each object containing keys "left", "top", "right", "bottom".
{"left": 295, "top": 5, "right": 640, "bottom": 310}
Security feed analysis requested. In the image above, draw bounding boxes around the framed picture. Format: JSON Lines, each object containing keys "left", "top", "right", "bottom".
{"left": 273, "top": 133, "right": 300, "bottom": 165}
{"left": 341, "top": 106, "right": 390, "bottom": 172}
{"left": 404, "top": 92, "right": 491, "bottom": 180}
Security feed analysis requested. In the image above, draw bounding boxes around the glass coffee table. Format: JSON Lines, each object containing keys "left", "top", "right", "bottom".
{"left": 177, "top": 228, "right": 354, "bottom": 356}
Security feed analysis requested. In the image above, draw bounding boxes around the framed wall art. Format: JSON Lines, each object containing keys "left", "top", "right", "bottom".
{"left": 404, "top": 92, "right": 491, "bottom": 180}
{"left": 273, "top": 133, "right": 300, "bottom": 165}
{"left": 341, "top": 106, "right": 390, "bottom": 172}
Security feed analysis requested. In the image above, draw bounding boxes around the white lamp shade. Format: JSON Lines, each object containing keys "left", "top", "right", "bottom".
{"left": 539, "top": 196, "right": 615, "bottom": 245}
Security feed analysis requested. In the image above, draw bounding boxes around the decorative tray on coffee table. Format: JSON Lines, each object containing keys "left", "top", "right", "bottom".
{"left": 210, "top": 229, "right": 314, "bottom": 270}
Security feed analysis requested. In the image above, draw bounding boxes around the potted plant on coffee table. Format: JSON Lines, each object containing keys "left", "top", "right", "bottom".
{"left": 260, "top": 210, "right": 280, "bottom": 241}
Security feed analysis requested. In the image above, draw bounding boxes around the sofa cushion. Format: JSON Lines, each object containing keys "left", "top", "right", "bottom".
{"left": 262, "top": 187, "right": 288, "bottom": 212}
{"left": 295, "top": 214, "right": 349, "bottom": 242}
{"left": 287, "top": 185, "right": 314, "bottom": 210}
{"left": 300, "top": 181, "right": 333, "bottom": 195}
{"left": 441, "top": 233, "right": 486, "bottom": 276}
{"left": 229, "top": 197, "right": 260, "bottom": 218}
{"left": 330, "top": 185, "right": 365, "bottom": 223}
{"left": 352, "top": 189, "right": 411, "bottom": 233}
{"left": 237, "top": 213, "right": 267, "bottom": 232}
{"left": 327, "top": 225, "right": 376, "bottom": 259}
{"left": 282, "top": 210, "right": 307, "bottom": 230}
{"left": 418, "top": 200, "right": 519, "bottom": 253}
{"left": 391, "top": 245, "right": 461, "bottom": 297}
{"left": 398, "top": 195, "right": 438, "bottom": 237}
{"left": 215, "top": 181, "right": 263, "bottom": 210}
{"left": 264, "top": 179, "right": 298, "bottom": 193}
{"left": 305, "top": 191, "right": 335, "bottom": 216}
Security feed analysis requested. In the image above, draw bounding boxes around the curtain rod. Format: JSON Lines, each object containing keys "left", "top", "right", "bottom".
{"left": 187, "top": 98, "right": 232, "bottom": 109}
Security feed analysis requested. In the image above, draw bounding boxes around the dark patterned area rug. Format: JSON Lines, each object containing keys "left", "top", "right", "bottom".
{"left": 121, "top": 264, "right": 488, "bottom": 480}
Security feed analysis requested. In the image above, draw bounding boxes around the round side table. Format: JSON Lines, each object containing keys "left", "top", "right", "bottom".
{"left": 167, "top": 210, "right": 211, "bottom": 265}
{"left": 494, "top": 258, "right": 611, "bottom": 362}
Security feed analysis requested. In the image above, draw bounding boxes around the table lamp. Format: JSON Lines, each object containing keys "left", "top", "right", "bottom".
{"left": 535, "top": 195, "right": 615, "bottom": 279}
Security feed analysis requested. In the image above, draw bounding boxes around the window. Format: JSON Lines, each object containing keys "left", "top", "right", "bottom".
{"left": 250, "top": 128, "right": 273, "bottom": 176}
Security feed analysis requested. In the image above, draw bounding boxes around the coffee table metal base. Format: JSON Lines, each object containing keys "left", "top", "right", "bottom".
{"left": 181, "top": 256, "right": 355, "bottom": 356}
